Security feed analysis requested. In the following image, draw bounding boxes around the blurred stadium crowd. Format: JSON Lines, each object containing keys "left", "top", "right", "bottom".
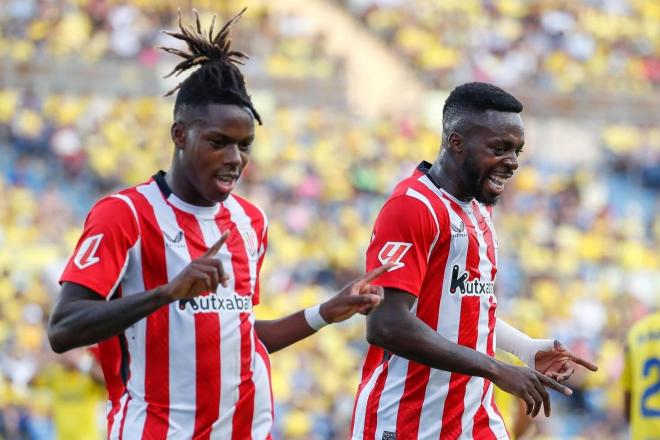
{"left": 0, "top": 0, "right": 659, "bottom": 439}
{"left": 340, "top": 0, "right": 660, "bottom": 92}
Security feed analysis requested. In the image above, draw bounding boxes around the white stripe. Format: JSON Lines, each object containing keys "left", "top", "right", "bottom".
{"left": 120, "top": 191, "right": 148, "bottom": 436}
{"left": 483, "top": 382, "right": 509, "bottom": 439}
{"left": 119, "top": 399, "right": 148, "bottom": 440}
{"left": 251, "top": 335, "right": 273, "bottom": 438}
{"left": 405, "top": 188, "right": 440, "bottom": 259}
{"left": 373, "top": 355, "right": 409, "bottom": 436}
{"left": 111, "top": 194, "right": 140, "bottom": 231}
{"left": 107, "top": 393, "right": 129, "bottom": 440}
{"left": 417, "top": 196, "right": 467, "bottom": 439}
{"left": 139, "top": 182, "right": 197, "bottom": 439}
{"left": 351, "top": 363, "right": 387, "bottom": 439}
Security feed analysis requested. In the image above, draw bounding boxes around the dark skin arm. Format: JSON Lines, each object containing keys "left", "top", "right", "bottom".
{"left": 255, "top": 265, "right": 390, "bottom": 353}
{"left": 48, "top": 233, "right": 230, "bottom": 353}
{"left": 367, "top": 288, "right": 573, "bottom": 417}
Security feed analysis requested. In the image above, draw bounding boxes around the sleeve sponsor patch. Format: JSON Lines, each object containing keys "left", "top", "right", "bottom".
{"left": 73, "top": 234, "right": 104, "bottom": 269}
{"left": 378, "top": 241, "right": 412, "bottom": 271}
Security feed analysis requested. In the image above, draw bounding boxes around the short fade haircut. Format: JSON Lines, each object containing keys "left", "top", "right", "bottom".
{"left": 442, "top": 82, "right": 522, "bottom": 135}
{"left": 160, "top": 8, "right": 262, "bottom": 124}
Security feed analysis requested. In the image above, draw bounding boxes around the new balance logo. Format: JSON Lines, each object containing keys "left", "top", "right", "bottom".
{"left": 449, "top": 265, "right": 495, "bottom": 296}
{"left": 378, "top": 242, "right": 412, "bottom": 270}
{"left": 74, "top": 234, "right": 103, "bottom": 269}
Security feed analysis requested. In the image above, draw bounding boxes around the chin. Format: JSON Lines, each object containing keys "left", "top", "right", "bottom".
{"left": 475, "top": 192, "right": 500, "bottom": 206}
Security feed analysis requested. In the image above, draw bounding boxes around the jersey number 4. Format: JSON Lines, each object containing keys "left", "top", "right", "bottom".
{"left": 642, "top": 357, "right": 660, "bottom": 418}
{"left": 74, "top": 234, "right": 104, "bottom": 269}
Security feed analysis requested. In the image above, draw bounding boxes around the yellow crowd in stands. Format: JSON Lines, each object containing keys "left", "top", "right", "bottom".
{"left": 0, "top": 0, "right": 336, "bottom": 78}
{"left": 343, "top": 0, "right": 660, "bottom": 93}
{"left": 0, "top": 89, "right": 658, "bottom": 438}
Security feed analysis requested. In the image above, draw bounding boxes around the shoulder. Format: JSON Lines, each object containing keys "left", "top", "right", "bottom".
{"left": 380, "top": 177, "right": 449, "bottom": 226}
{"left": 84, "top": 187, "right": 142, "bottom": 237}
{"left": 225, "top": 194, "right": 268, "bottom": 235}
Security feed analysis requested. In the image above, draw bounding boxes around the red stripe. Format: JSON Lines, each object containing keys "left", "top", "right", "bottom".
{"left": 171, "top": 209, "right": 221, "bottom": 440}
{"left": 439, "top": 197, "right": 482, "bottom": 440}
{"left": 396, "top": 183, "right": 451, "bottom": 435}
{"left": 130, "top": 189, "right": 170, "bottom": 439}
{"left": 350, "top": 346, "right": 384, "bottom": 435}
{"left": 218, "top": 201, "right": 256, "bottom": 440}
{"left": 107, "top": 398, "right": 120, "bottom": 438}
{"left": 471, "top": 204, "right": 500, "bottom": 439}
{"left": 471, "top": 204, "right": 497, "bottom": 280}
{"left": 255, "top": 336, "right": 274, "bottom": 419}
{"left": 233, "top": 196, "right": 267, "bottom": 304}
{"left": 363, "top": 363, "right": 389, "bottom": 438}
{"left": 232, "top": 313, "right": 255, "bottom": 440}
{"left": 118, "top": 394, "right": 131, "bottom": 440}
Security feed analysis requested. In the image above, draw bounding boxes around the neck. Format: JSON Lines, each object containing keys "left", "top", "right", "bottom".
{"left": 164, "top": 164, "right": 216, "bottom": 207}
{"left": 428, "top": 157, "right": 472, "bottom": 202}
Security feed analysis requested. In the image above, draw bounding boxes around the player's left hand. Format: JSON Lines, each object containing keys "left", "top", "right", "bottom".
{"left": 535, "top": 340, "right": 598, "bottom": 382}
{"left": 319, "top": 264, "right": 393, "bottom": 323}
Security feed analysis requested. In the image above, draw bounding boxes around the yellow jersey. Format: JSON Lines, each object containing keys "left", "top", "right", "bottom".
{"left": 35, "top": 363, "right": 105, "bottom": 440}
{"left": 622, "top": 312, "right": 660, "bottom": 440}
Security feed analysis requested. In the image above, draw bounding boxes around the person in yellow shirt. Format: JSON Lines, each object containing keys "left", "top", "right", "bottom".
{"left": 622, "top": 311, "right": 660, "bottom": 440}
{"left": 34, "top": 348, "right": 105, "bottom": 440}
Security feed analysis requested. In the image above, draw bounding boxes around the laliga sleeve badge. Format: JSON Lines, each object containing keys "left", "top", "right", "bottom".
{"left": 378, "top": 241, "right": 412, "bottom": 271}
{"left": 74, "top": 234, "right": 104, "bottom": 269}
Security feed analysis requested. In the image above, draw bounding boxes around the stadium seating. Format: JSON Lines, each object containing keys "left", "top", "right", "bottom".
{"left": 339, "top": 0, "right": 660, "bottom": 94}
{"left": 0, "top": 1, "right": 658, "bottom": 438}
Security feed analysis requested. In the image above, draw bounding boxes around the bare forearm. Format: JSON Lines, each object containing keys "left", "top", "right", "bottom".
{"left": 368, "top": 313, "right": 500, "bottom": 380}
{"left": 255, "top": 311, "right": 316, "bottom": 353}
{"left": 48, "top": 288, "right": 172, "bottom": 352}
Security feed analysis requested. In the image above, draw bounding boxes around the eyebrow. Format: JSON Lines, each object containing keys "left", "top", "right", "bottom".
{"left": 206, "top": 131, "right": 254, "bottom": 144}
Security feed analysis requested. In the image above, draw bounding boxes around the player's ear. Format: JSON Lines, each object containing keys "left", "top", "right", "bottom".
{"left": 171, "top": 122, "right": 187, "bottom": 150}
{"left": 447, "top": 132, "right": 463, "bottom": 153}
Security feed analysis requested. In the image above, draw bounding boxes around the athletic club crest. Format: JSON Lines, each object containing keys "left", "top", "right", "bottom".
{"left": 239, "top": 227, "right": 259, "bottom": 257}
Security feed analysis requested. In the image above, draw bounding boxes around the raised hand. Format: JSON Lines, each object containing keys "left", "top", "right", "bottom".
{"left": 492, "top": 362, "right": 573, "bottom": 418}
{"left": 535, "top": 340, "right": 598, "bottom": 382}
{"left": 318, "top": 263, "right": 393, "bottom": 323}
{"left": 159, "top": 231, "right": 230, "bottom": 303}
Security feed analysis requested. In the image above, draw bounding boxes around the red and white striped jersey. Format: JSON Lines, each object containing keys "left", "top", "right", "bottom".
{"left": 351, "top": 162, "right": 509, "bottom": 440}
{"left": 60, "top": 172, "right": 273, "bottom": 440}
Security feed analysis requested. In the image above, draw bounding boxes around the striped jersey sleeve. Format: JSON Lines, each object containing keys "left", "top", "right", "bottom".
{"left": 366, "top": 193, "right": 441, "bottom": 297}
{"left": 60, "top": 195, "right": 139, "bottom": 299}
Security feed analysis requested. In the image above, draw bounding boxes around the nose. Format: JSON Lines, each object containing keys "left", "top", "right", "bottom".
{"left": 503, "top": 151, "right": 519, "bottom": 171}
{"left": 222, "top": 143, "right": 243, "bottom": 167}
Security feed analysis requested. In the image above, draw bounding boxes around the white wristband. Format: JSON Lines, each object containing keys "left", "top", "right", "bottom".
{"left": 496, "top": 319, "right": 554, "bottom": 368}
{"left": 304, "top": 304, "right": 329, "bottom": 331}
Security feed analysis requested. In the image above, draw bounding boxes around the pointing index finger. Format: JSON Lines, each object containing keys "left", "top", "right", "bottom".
{"left": 568, "top": 353, "right": 599, "bottom": 372}
{"left": 355, "top": 263, "right": 395, "bottom": 289}
{"left": 203, "top": 230, "right": 230, "bottom": 258}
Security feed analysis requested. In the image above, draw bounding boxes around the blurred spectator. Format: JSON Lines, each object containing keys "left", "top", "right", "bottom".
{"left": 340, "top": 0, "right": 660, "bottom": 93}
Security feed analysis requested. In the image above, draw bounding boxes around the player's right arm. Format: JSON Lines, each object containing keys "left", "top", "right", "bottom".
{"left": 365, "top": 194, "right": 571, "bottom": 418}
{"left": 48, "top": 197, "right": 229, "bottom": 353}
{"left": 367, "top": 289, "right": 571, "bottom": 417}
